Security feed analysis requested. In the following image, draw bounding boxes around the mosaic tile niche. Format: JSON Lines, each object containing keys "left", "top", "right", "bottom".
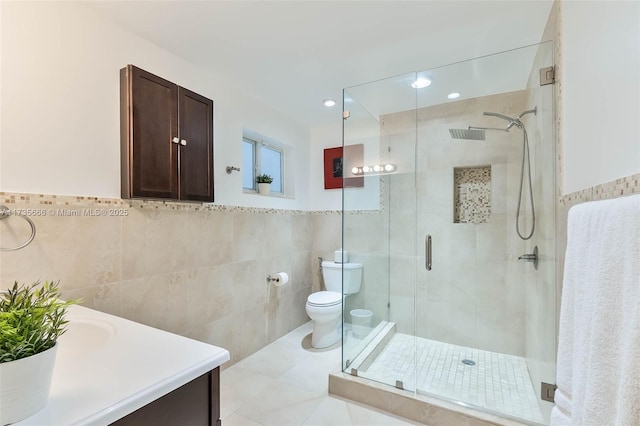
{"left": 453, "top": 166, "right": 492, "bottom": 224}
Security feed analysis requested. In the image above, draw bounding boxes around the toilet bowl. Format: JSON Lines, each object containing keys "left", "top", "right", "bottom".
{"left": 306, "top": 260, "right": 363, "bottom": 349}
{"left": 305, "top": 291, "right": 342, "bottom": 348}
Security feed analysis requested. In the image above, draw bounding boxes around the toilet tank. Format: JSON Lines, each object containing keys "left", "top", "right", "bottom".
{"left": 321, "top": 261, "right": 363, "bottom": 295}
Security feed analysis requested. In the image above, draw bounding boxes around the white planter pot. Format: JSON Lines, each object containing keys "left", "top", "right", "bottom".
{"left": 0, "top": 344, "right": 57, "bottom": 425}
{"left": 258, "top": 183, "right": 271, "bottom": 195}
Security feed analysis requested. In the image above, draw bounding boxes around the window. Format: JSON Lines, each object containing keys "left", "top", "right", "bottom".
{"left": 242, "top": 135, "right": 284, "bottom": 194}
{"left": 242, "top": 138, "right": 256, "bottom": 189}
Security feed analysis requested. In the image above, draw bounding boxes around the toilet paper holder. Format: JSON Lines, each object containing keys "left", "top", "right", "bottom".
{"left": 266, "top": 272, "right": 289, "bottom": 286}
{"left": 266, "top": 274, "right": 282, "bottom": 283}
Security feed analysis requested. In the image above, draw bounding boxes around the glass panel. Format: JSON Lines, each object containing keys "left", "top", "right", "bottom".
{"left": 341, "top": 72, "right": 417, "bottom": 389}
{"left": 242, "top": 138, "right": 255, "bottom": 189}
{"left": 341, "top": 42, "right": 556, "bottom": 425}
{"left": 261, "top": 145, "right": 282, "bottom": 193}
{"left": 415, "top": 42, "right": 555, "bottom": 425}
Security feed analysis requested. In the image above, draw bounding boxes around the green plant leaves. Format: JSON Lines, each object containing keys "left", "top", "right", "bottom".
{"left": 256, "top": 174, "right": 273, "bottom": 184}
{"left": 0, "top": 281, "right": 77, "bottom": 363}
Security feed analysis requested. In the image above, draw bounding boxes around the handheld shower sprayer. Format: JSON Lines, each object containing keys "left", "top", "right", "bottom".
{"left": 482, "top": 107, "right": 537, "bottom": 131}
{"left": 471, "top": 107, "right": 539, "bottom": 240}
{"left": 483, "top": 111, "right": 518, "bottom": 125}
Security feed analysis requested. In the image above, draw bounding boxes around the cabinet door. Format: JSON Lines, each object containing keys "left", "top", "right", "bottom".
{"left": 122, "top": 65, "right": 179, "bottom": 199}
{"left": 178, "top": 87, "right": 214, "bottom": 202}
{"left": 110, "top": 369, "right": 218, "bottom": 426}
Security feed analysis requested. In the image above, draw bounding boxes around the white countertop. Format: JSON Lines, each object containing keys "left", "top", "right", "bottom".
{"left": 16, "top": 305, "right": 230, "bottom": 426}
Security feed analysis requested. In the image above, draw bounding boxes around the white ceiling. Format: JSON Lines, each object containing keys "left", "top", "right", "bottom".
{"left": 86, "top": 0, "right": 553, "bottom": 128}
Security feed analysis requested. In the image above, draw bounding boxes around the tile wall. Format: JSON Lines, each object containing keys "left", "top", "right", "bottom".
{"left": 378, "top": 90, "right": 531, "bottom": 356}
{"left": 0, "top": 192, "right": 341, "bottom": 367}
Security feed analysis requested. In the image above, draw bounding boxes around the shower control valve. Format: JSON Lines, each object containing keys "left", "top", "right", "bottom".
{"left": 518, "top": 246, "right": 538, "bottom": 270}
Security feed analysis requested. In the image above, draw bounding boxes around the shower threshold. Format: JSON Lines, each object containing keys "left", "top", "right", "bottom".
{"left": 337, "top": 324, "right": 545, "bottom": 425}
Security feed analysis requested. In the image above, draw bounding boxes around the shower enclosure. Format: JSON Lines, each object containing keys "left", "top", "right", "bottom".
{"left": 340, "top": 42, "right": 556, "bottom": 425}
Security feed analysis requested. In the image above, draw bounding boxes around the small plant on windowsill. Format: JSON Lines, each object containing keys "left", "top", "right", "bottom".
{"left": 256, "top": 174, "right": 273, "bottom": 195}
{"left": 0, "top": 280, "right": 78, "bottom": 424}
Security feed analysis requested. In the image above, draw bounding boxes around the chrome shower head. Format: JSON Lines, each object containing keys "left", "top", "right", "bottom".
{"left": 449, "top": 128, "right": 485, "bottom": 141}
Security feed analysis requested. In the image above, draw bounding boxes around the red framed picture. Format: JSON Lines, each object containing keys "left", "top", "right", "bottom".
{"left": 323, "top": 144, "right": 364, "bottom": 189}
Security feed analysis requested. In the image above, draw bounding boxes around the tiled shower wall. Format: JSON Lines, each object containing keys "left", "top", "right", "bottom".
{"left": 380, "top": 90, "right": 531, "bottom": 357}
{"left": 0, "top": 193, "right": 340, "bottom": 367}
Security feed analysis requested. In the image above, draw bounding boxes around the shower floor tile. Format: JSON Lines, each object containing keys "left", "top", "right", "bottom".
{"left": 360, "top": 333, "right": 544, "bottom": 425}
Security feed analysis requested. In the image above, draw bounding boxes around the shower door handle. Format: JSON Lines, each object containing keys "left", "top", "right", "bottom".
{"left": 425, "top": 235, "right": 432, "bottom": 271}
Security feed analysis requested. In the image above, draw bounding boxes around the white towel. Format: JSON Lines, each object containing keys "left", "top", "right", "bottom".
{"left": 551, "top": 194, "right": 640, "bottom": 426}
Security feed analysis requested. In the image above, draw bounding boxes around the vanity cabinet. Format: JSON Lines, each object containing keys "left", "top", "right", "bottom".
{"left": 120, "top": 65, "right": 214, "bottom": 202}
{"left": 111, "top": 368, "right": 221, "bottom": 426}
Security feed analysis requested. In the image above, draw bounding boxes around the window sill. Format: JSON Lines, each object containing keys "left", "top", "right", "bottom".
{"left": 243, "top": 189, "right": 293, "bottom": 199}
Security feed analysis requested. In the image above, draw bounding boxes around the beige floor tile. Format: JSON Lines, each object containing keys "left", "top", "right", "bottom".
{"left": 280, "top": 356, "right": 336, "bottom": 395}
{"left": 235, "top": 381, "right": 324, "bottom": 426}
{"left": 302, "top": 396, "right": 352, "bottom": 425}
{"left": 221, "top": 368, "right": 279, "bottom": 414}
{"left": 221, "top": 321, "right": 419, "bottom": 426}
{"left": 232, "top": 338, "right": 309, "bottom": 379}
{"left": 223, "top": 412, "right": 265, "bottom": 426}
{"left": 279, "top": 321, "right": 314, "bottom": 345}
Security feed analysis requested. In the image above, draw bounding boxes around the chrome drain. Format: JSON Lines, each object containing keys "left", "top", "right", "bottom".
{"left": 461, "top": 359, "right": 476, "bottom": 366}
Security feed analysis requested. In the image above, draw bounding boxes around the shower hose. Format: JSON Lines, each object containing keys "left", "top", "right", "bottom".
{"left": 516, "top": 125, "right": 535, "bottom": 240}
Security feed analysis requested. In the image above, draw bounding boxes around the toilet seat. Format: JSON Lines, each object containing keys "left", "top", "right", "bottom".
{"left": 306, "top": 291, "right": 342, "bottom": 307}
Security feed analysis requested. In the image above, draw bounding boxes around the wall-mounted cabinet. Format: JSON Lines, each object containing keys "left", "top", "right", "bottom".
{"left": 120, "top": 65, "right": 214, "bottom": 202}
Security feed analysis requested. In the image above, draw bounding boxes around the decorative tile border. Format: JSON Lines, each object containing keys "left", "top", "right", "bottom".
{"left": 0, "top": 192, "right": 128, "bottom": 207}
{"left": 559, "top": 172, "right": 640, "bottom": 207}
{"left": 555, "top": 1, "right": 564, "bottom": 210}
{"left": 0, "top": 191, "right": 381, "bottom": 216}
{"left": 0, "top": 191, "right": 309, "bottom": 214}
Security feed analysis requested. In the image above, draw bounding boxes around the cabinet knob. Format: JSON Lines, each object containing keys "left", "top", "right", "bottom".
{"left": 172, "top": 137, "right": 180, "bottom": 144}
{"left": 180, "top": 139, "right": 187, "bottom": 146}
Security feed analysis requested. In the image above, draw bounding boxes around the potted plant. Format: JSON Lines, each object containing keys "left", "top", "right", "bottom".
{"left": 0, "top": 280, "right": 76, "bottom": 424}
{"left": 256, "top": 174, "right": 273, "bottom": 195}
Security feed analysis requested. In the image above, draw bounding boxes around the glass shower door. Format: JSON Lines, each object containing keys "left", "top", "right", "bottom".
{"left": 341, "top": 42, "right": 556, "bottom": 426}
{"left": 341, "top": 73, "right": 418, "bottom": 385}
{"left": 413, "top": 42, "right": 556, "bottom": 424}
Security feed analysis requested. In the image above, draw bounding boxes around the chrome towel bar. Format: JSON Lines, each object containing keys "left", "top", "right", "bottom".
{"left": 0, "top": 205, "right": 36, "bottom": 251}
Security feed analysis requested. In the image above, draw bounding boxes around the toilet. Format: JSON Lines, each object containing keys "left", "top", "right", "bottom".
{"left": 306, "top": 260, "right": 363, "bottom": 348}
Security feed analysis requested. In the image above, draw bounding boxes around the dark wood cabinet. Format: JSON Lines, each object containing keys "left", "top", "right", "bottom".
{"left": 120, "top": 65, "right": 214, "bottom": 202}
{"left": 110, "top": 367, "right": 221, "bottom": 426}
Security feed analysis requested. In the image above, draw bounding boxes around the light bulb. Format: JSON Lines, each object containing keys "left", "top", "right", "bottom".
{"left": 373, "top": 165, "right": 383, "bottom": 172}
{"left": 362, "top": 166, "right": 370, "bottom": 173}
{"left": 384, "top": 164, "right": 395, "bottom": 172}
{"left": 411, "top": 78, "right": 431, "bottom": 89}
{"left": 352, "top": 167, "right": 359, "bottom": 174}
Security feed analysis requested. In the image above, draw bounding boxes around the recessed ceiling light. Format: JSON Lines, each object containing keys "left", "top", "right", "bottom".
{"left": 448, "top": 92, "right": 461, "bottom": 99}
{"left": 411, "top": 78, "right": 432, "bottom": 89}
{"left": 323, "top": 99, "right": 336, "bottom": 107}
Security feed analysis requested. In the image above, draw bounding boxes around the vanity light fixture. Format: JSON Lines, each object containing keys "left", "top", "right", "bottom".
{"left": 323, "top": 99, "right": 336, "bottom": 107}
{"left": 448, "top": 92, "right": 461, "bottom": 99}
{"left": 351, "top": 164, "right": 397, "bottom": 175}
{"left": 411, "top": 78, "right": 432, "bottom": 89}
